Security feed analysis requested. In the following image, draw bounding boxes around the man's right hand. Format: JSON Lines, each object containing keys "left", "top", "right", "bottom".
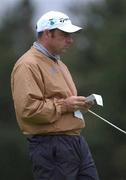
{"left": 64, "top": 96, "right": 93, "bottom": 112}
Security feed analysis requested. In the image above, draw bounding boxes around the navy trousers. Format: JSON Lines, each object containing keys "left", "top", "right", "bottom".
{"left": 27, "top": 135, "right": 99, "bottom": 180}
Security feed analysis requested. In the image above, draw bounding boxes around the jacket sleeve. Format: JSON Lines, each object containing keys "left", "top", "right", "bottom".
{"left": 11, "top": 63, "right": 68, "bottom": 124}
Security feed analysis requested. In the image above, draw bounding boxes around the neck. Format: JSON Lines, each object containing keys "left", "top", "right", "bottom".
{"left": 34, "top": 41, "right": 60, "bottom": 61}
{"left": 37, "top": 39, "right": 55, "bottom": 55}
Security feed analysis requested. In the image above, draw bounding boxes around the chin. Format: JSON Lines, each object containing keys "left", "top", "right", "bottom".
{"left": 62, "top": 49, "right": 68, "bottom": 53}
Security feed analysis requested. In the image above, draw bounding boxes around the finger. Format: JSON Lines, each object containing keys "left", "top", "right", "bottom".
{"left": 85, "top": 101, "right": 94, "bottom": 107}
{"left": 74, "top": 105, "right": 79, "bottom": 110}
{"left": 76, "top": 96, "right": 86, "bottom": 101}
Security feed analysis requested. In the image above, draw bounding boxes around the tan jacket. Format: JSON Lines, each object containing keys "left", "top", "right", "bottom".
{"left": 11, "top": 47, "right": 85, "bottom": 135}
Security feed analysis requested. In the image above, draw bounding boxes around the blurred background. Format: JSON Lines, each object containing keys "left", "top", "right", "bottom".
{"left": 0, "top": 0, "right": 126, "bottom": 179}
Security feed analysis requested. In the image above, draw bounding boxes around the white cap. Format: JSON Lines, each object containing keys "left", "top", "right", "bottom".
{"left": 36, "top": 11, "right": 82, "bottom": 33}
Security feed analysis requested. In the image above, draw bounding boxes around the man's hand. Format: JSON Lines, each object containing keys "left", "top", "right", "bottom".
{"left": 64, "top": 96, "right": 93, "bottom": 112}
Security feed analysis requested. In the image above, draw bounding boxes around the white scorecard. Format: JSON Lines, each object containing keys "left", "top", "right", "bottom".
{"left": 86, "top": 94, "right": 103, "bottom": 106}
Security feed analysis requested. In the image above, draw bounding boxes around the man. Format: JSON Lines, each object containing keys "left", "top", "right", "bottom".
{"left": 11, "top": 11, "right": 99, "bottom": 180}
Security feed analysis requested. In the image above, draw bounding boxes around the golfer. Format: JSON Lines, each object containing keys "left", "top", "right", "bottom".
{"left": 11, "top": 11, "right": 99, "bottom": 180}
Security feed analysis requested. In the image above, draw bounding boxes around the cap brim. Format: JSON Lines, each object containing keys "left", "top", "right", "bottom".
{"left": 58, "top": 24, "right": 82, "bottom": 33}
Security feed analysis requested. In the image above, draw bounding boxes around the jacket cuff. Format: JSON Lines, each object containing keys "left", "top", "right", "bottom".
{"left": 54, "top": 98, "right": 69, "bottom": 114}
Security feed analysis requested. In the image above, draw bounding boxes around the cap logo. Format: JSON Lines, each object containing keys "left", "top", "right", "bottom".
{"left": 59, "top": 18, "right": 69, "bottom": 23}
{"left": 49, "top": 17, "right": 69, "bottom": 26}
{"left": 49, "top": 19, "right": 55, "bottom": 25}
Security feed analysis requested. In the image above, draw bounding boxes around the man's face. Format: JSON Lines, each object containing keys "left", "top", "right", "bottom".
{"left": 48, "top": 29, "right": 74, "bottom": 55}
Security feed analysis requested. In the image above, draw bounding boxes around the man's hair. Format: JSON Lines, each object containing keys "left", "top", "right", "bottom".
{"left": 37, "top": 29, "right": 56, "bottom": 39}
{"left": 37, "top": 31, "right": 43, "bottom": 38}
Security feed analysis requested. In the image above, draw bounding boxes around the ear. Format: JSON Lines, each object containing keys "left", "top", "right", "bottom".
{"left": 43, "top": 30, "right": 52, "bottom": 38}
